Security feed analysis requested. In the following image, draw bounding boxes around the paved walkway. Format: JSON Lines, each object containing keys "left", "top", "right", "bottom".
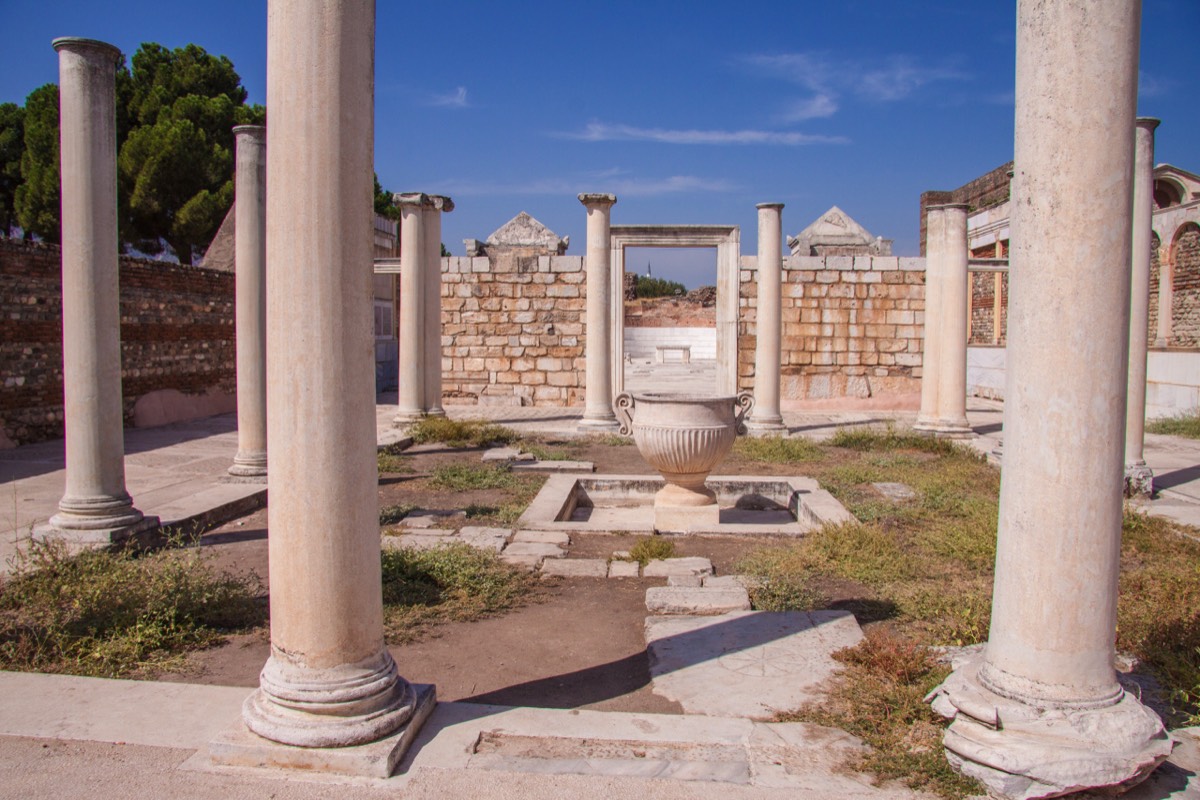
{"left": 2, "top": 395, "right": 1200, "bottom": 796}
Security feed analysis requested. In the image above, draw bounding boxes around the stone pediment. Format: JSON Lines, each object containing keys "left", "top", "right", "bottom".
{"left": 788, "top": 206, "right": 892, "bottom": 256}
{"left": 487, "top": 212, "right": 567, "bottom": 251}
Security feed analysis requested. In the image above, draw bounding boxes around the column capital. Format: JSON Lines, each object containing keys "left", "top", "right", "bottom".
{"left": 393, "top": 192, "right": 431, "bottom": 208}
{"left": 1135, "top": 117, "right": 1161, "bottom": 131}
{"left": 232, "top": 124, "right": 266, "bottom": 140}
{"left": 755, "top": 202, "right": 785, "bottom": 211}
{"left": 52, "top": 37, "right": 121, "bottom": 62}
{"left": 578, "top": 193, "right": 617, "bottom": 208}
{"left": 926, "top": 203, "right": 971, "bottom": 213}
{"left": 428, "top": 195, "right": 454, "bottom": 213}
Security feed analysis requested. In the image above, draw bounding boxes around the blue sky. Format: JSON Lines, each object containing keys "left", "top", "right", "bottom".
{"left": 2, "top": 1, "right": 1197, "bottom": 287}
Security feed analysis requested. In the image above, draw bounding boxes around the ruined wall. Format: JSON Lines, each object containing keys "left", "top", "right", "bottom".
{"left": 623, "top": 297, "right": 716, "bottom": 328}
{"left": 738, "top": 255, "right": 926, "bottom": 405}
{"left": 1149, "top": 233, "right": 1161, "bottom": 341}
{"left": 919, "top": 162, "right": 1014, "bottom": 255}
{"left": 0, "top": 239, "right": 235, "bottom": 447}
{"left": 968, "top": 271, "right": 1008, "bottom": 346}
{"left": 1172, "top": 225, "right": 1200, "bottom": 347}
{"left": 440, "top": 253, "right": 586, "bottom": 406}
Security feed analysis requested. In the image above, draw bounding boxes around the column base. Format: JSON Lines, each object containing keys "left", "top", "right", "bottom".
{"left": 913, "top": 417, "right": 974, "bottom": 439}
{"left": 392, "top": 410, "right": 424, "bottom": 427}
{"left": 745, "top": 414, "right": 786, "bottom": 435}
{"left": 929, "top": 657, "right": 1172, "bottom": 800}
{"left": 35, "top": 512, "right": 161, "bottom": 549}
{"left": 1124, "top": 461, "right": 1154, "bottom": 498}
{"left": 209, "top": 683, "right": 435, "bottom": 779}
{"left": 577, "top": 416, "right": 620, "bottom": 433}
{"left": 227, "top": 451, "right": 268, "bottom": 481}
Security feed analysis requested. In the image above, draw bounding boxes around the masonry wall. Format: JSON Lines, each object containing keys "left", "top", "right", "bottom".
{"left": 919, "top": 162, "right": 1014, "bottom": 255}
{"left": 440, "top": 252, "right": 587, "bottom": 406}
{"left": 738, "top": 255, "right": 926, "bottom": 404}
{"left": 1173, "top": 226, "right": 1200, "bottom": 347}
{"left": 0, "top": 239, "right": 235, "bottom": 447}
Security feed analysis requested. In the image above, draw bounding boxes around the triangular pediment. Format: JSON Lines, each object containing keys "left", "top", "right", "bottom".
{"left": 791, "top": 205, "right": 876, "bottom": 246}
{"left": 486, "top": 212, "right": 562, "bottom": 248}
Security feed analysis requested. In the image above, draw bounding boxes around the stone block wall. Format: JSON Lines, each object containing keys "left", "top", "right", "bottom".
{"left": 1172, "top": 225, "right": 1200, "bottom": 347}
{"left": 1149, "top": 234, "right": 1161, "bottom": 341}
{"left": 623, "top": 297, "right": 716, "bottom": 328}
{"left": 968, "top": 271, "right": 1008, "bottom": 346}
{"left": 738, "top": 255, "right": 926, "bottom": 404}
{"left": 0, "top": 239, "right": 235, "bottom": 447}
{"left": 440, "top": 252, "right": 587, "bottom": 406}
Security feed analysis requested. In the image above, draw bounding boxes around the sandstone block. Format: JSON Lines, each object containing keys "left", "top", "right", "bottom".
{"left": 645, "top": 586, "right": 752, "bottom": 615}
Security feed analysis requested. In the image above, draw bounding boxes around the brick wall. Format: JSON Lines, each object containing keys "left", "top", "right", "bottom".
{"left": 440, "top": 252, "right": 587, "bottom": 406}
{"left": 624, "top": 297, "right": 716, "bottom": 328}
{"left": 0, "top": 239, "right": 235, "bottom": 447}
{"left": 1149, "top": 233, "right": 1161, "bottom": 341}
{"left": 968, "top": 271, "right": 1008, "bottom": 346}
{"left": 919, "top": 162, "right": 1014, "bottom": 255}
{"left": 738, "top": 255, "right": 925, "bottom": 403}
{"left": 1173, "top": 225, "right": 1200, "bottom": 347}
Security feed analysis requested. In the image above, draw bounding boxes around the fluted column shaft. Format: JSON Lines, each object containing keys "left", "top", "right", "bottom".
{"left": 393, "top": 194, "right": 427, "bottom": 423}
{"left": 45, "top": 38, "right": 153, "bottom": 541}
{"left": 1124, "top": 118, "right": 1160, "bottom": 496}
{"left": 748, "top": 203, "right": 785, "bottom": 431}
{"left": 244, "top": 0, "right": 418, "bottom": 749}
{"left": 228, "top": 125, "right": 268, "bottom": 479}
{"left": 578, "top": 193, "right": 619, "bottom": 430}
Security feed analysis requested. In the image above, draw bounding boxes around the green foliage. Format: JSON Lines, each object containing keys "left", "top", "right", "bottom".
{"left": 734, "top": 435, "right": 821, "bottom": 463}
{"left": 734, "top": 546, "right": 827, "bottom": 611}
{"left": 828, "top": 425, "right": 959, "bottom": 455}
{"left": 379, "top": 503, "right": 418, "bottom": 526}
{"left": 0, "top": 538, "right": 264, "bottom": 678}
{"left": 374, "top": 173, "right": 400, "bottom": 220}
{"left": 1146, "top": 409, "right": 1200, "bottom": 439}
{"left": 377, "top": 443, "right": 413, "bottom": 473}
{"left": 119, "top": 43, "right": 262, "bottom": 264}
{"left": 635, "top": 275, "right": 686, "bottom": 298}
{"left": 429, "top": 463, "right": 522, "bottom": 492}
{"left": 380, "top": 542, "right": 537, "bottom": 642}
{"left": 14, "top": 84, "right": 60, "bottom": 243}
{"left": 779, "top": 631, "right": 981, "bottom": 799}
{"left": 625, "top": 536, "right": 676, "bottom": 566}
{"left": 407, "top": 416, "right": 517, "bottom": 448}
{"left": 0, "top": 103, "right": 25, "bottom": 235}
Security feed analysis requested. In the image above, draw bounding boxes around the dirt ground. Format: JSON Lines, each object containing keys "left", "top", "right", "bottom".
{"left": 157, "top": 437, "right": 854, "bottom": 713}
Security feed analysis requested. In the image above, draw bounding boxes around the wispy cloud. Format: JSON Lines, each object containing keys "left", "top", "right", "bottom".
{"left": 1138, "top": 71, "right": 1171, "bottom": 99}
{"left": 435, "top": 173, "right": 738, "bottom": 197}
{"left": 744, "top": 51, "right": 968, "bottom": 119}
{"left": 430, "top": 86, "right": 469, "bottom": 108}
{"left": 558, "top": 121, "right": 847, "bottom": 146}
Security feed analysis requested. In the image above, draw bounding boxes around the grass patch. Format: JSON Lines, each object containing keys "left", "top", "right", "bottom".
{"left": 377, "top": 443, "right": 414, "bottom": 473}
{"left": 429, "top": 463, "right": 523, "bottom": 491}
{"left": 582, "top": 433, "right": 634, "bottom": 447}
{"left": 1146, "top": 409, "right": 1200, "bottom": 439}
{"left": 828, "top": 425, "right": 958, "bottom": 455}
{"left": 381, "top": 542, "right": 538, "bottom": 643}
{"left": 408, "top": 417, "right": 518, "bottom": 448}
{"left": 734, "top": 435, "right": 822, "bottom": 463}
{"left": 379, "top": 503, "right": 418, "bottom": 526}
{"left": 0, "top": 539, "right": 264, "bottom": 678}
{"left": 518, "top": 440, "right": 574, "bottom": 461}
{"left": 779, "top": 630, "right": 981, "bottom": 799}
{"left": 734, "top": 546, "right": 826, "bottom": 611}
{"left": 624, "top": 536, "right": 676, "bottom": 566}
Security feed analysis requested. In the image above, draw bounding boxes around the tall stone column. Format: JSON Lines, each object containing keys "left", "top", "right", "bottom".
{"left": 228, "top": 0, "right": 432, "bottom": 773}
{"left": 227, "top": 125, "right": 268, "bottom": 480}
{"left": 38, "top": 38, "right": 157, "bottom": 545}
{"left": 422, "top": 196, "right": 453, "bottom": 417}
{"left": 1125, "top": 118, "right": 1160, "bottom": 497}
{"left": 578, "top": 193, "right": 619, "bottom": 431}
{"left": 393, "top": 193, "right": 427, "bottom": 424}
{"left": 935, "top": 204, "right": 971, "bottom": 436}
{"left": 747, "top": 203, "right": 785, "bottom": 432}
{"left": 915, "top": 207, "right": 946, "bottom": 435}
{"left": 930, "top": 2, "right": 1171, "bottom": 798}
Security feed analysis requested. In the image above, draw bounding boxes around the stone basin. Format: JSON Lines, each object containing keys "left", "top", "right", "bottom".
{"left": 517, "top": 473, "right": 855, "bottom": 536}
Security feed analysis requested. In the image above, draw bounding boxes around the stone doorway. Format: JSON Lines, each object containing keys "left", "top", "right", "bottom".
{"left": 609, "top": 225, "right": 740, "bottom": 396}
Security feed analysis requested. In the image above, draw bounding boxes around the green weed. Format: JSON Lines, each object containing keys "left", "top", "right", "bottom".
{"left": 1146, "top": 409, "right": 1200, "bottom": 439}
{"left": 624, "top": 536, "right": 676, "bottom": 566}
{"left": 734, "top": 435, "right": 822, "bottom": 463}
{"left": 408, "top": 417, "right": 518, "bottom": 448}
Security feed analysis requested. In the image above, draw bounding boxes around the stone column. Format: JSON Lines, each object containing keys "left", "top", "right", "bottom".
{"left": 578, "top": 193, "right": 619, "bottom": 431}
{"left": 916, "top": 205, "right": 971, "bottom": 438}
{"left": 230, "top": 0, "right": 432, "bottom": 772}
{"left": 747, "top": 203, "right": 785, "bottom": 432}
{"left": 38, "top": 38, "right": 157, "bottom": 546}
{"left": 930, "top": 2, "right": 1171, "bottom": 798}
{"left": 393, "top": 193, "right": 427, "bottom": 424}
{"left": 422, "top": 196, "right": 453, "bottom": 417}
{"left": 1125, "top": 118, "right": 1160, "bottom": 498}
{"left": 227, "top": 125, "right": 268, "bottom": 480}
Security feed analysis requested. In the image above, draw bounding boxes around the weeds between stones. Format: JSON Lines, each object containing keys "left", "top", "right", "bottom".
{"left": 381, "top": 542, "right": 539, "bottom": 643}
{"left": 733, "top": 435, "right": 822, "bottom": 463}
{"left": 1146, "top": 408, "right": 1200, "bottom": 439}
{"left": 0, "top": 535, "right": 264, "bottom": 679}
{"left": 623, "top": 537, "right": 676, "bottom": 566}
{"left": 407, "top": 417, "right": 518, "bottom": 448}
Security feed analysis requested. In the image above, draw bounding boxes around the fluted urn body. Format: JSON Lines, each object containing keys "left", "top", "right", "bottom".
{"left": 615, "top": 392, "right": 753, "bottom": 510}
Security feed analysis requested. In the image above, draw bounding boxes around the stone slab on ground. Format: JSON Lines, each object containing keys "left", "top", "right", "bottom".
{"left": 667, "top": 574, "right": 704, "bottom": 587}
{"left": 643, "top": 557, "right": 714, "bottom": 579}
{"left": 500, "top": 554, "right": 544, "bottom": 571}
{"left": 645, "top": 611, "right": 864, "bottom": 719}
{"left": 511, "top": 460, "right": 596, "bottom": 473}
{"left": 459, "top": 526, "right": 512, "bottom": 552}
{"left": 482, "top": 447, "right": 534, "bottom": 463}
{"left": 871, "top": 482, "right": 916, "bottom": 502}
{"left": 511, "top": 530, "right": 570, "bottom": 545}
{"left": 386, "top": 535, "right": 459, "bottom": 551}
{"left": 646, "top": 587, "right": 752, "bottom": 615}
{"left": 540, "top": 558, "right": 608, "bottom": 578}
{"left": 703, "top": 575, "right": 760, "bottom": 590}
{"left": 502, "top": 542, "right": 566, "bottom": 559}
{"left": 402, "top": 511, "right": 467, "bottom": 529}
{"left": 608, "top": 560, "right": 640, "bottom": 578}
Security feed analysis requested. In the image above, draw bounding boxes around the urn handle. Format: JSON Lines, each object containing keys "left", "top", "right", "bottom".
{"left": 734, "top": 392, "right": 754, "bottom": 435}
{"left": 614, "top": 392, "right": 635, "bottom": 436}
